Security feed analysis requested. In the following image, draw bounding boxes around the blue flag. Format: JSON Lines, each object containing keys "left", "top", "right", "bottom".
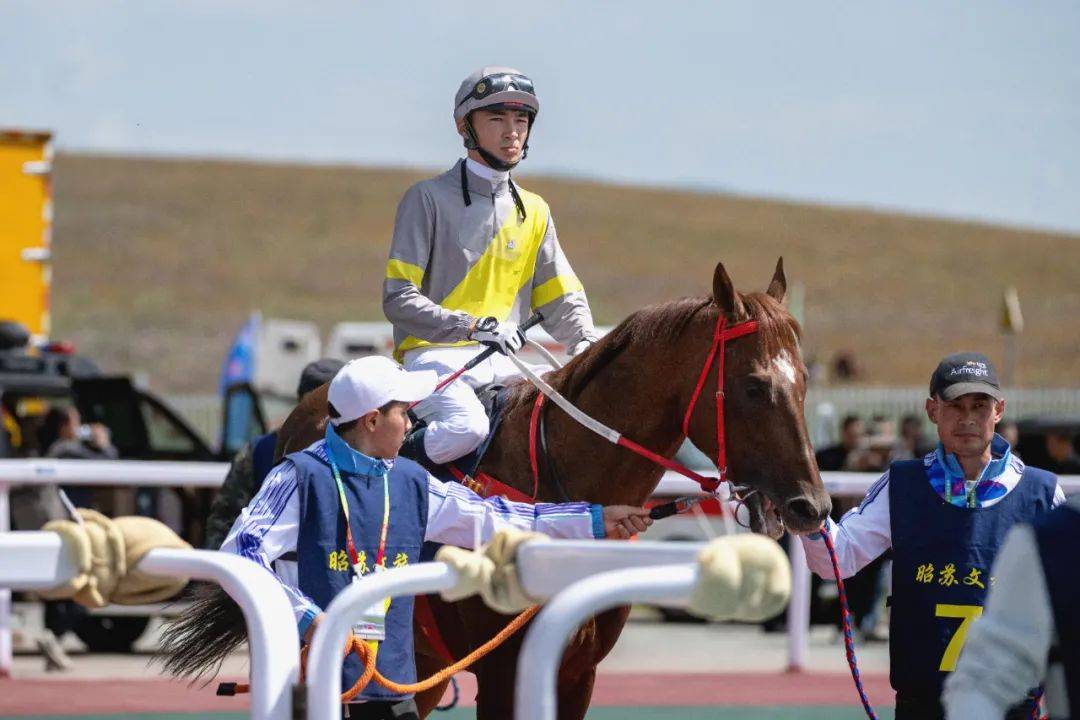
{"left": 220, "top": 312, "right": 260, "bottom": 393}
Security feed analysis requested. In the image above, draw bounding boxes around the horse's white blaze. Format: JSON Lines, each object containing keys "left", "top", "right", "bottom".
{"left": 773, "top": 351, "right": 797, "bottom": 386}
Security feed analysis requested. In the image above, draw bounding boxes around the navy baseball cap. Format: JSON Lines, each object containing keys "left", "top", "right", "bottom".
{"left": 297, "top": 358, "right": 346, "bottom": 400}
{"left": 929, "top": 352, "right": 1003, "bottom": 401}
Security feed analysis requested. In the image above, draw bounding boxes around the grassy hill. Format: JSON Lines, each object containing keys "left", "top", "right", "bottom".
{"left": 51, "top": 154, "right": 1079, "bottom": 394}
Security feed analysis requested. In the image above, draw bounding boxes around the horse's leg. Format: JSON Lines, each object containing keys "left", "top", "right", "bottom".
{"left": 472, "top": 615, "right": 614, "bottom": 720}
{"left": 412, "top": 594, "right": 474, "bottom": 718}
{"left": 473, "top": 628, "right": 603, "bottom": 720}
{"left": 547, "top": 607, "right": 633, "bottom": 720}
{"left": 555, "top": 664, "right": 598, "bottom": 720}
{"left": 412, "top": 648, "right": 451, "bottom": 719}
{"left": 472, "top": 633, "right": 526, "bottom": 720}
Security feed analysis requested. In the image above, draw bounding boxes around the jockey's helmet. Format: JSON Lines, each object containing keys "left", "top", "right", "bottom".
{"left": 454, "top": 66, "right": 539, "bottom": 121}
{"left": 454, "top": 67, "right": 539, "bottom": 170}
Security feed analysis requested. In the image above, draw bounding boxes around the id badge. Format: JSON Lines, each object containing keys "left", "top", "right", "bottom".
{"left": 351, "top": 564, "right": 391, "bottom": 642}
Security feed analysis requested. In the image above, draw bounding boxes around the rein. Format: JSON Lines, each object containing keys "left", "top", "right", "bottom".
{"left": 515, "top": 313, "right": 759, "bottom": 497}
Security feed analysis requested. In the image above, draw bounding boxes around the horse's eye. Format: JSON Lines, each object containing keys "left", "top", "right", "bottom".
{"left": 745, "top": 378, "right": 769, "bottom": 399}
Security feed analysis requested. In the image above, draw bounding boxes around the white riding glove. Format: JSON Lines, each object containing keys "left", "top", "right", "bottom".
{"left": 568, "top": 339, "right": 594, "bottom": 357}
{"left": 470, "top": 316, "right": 525, "bottom": 355}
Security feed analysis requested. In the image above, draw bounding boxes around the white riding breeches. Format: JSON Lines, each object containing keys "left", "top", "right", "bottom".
{"left": 404, "top": 345, "right": 543, "bottom": 465}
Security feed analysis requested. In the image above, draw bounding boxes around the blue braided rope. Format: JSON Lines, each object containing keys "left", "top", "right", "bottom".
{"left": 821, "top": 529, "right": 879, "bottom": 720}
{"left": 435, "top": 675, "right": 460, "bottom": 711}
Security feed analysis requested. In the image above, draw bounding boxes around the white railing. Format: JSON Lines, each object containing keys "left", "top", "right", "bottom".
{"left": 0, "top": 534, "right": 299, "bottom": 720}
{"left": 305, "top": 539, "right": 705, "bottom": 720}
{"left": 2, "top": 458, "right": 1076, "bottom": 709}
{"left": 305, "top": 563, "right": 460, "bottom": 720}
{"left": 515, "top": 564, "right": 699, "bottom": 720}
{"left": 0, "top": 459, "right": 228, "bottom": 676}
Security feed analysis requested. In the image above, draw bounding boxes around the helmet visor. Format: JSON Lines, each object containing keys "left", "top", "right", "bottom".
{"left": 457, "top": 73, "right": 536, "bottom": 108}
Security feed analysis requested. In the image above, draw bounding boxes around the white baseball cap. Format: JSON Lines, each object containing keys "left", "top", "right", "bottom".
{"left": 327, "top": 356, "right": 438, "bottom": 426}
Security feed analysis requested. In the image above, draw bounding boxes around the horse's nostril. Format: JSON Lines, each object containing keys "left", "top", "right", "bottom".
{"left": 785, "top": 497, "right": 819, "bottom": 523}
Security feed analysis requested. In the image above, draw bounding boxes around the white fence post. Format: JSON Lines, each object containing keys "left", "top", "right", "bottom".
{"left": 306, "top": 562, "right": 459, "bottom": 720}
{"left": 514, "top": 564, "right": 698, "bottom": 720}
{"left": 0, "top": 481, "right": 10, "bottom": 677}
{"left": 0, "top": 534, "right": 299, "bottom": 720}
{"left": 136, "top": 549, "right": 300, "bottom": 720}
{"left": 786, "top": 535, "right": 810, "bottom": 672}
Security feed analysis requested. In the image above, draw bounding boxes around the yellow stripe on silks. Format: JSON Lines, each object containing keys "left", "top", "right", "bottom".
{"left": 531, "top": 274, "right": 583, "bottom": 309}
{"left": 394, "top": 191, "right": 550, "bottom": 361}
{"left": 386, "top": 259, "right": 425, "bottom": 286}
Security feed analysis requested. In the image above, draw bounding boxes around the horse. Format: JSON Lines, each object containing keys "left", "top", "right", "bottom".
{"left": 159, "top": 258, "right": 830, "bottom": 718}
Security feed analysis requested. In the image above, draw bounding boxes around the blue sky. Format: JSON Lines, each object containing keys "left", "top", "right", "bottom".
{"left": 4, "top": 1, "right": 1078, "bottom": 232}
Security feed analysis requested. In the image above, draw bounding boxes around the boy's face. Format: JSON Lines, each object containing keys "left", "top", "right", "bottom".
{"left": 925, "top": 392, "right": 1005, "bottom": 459}
{"left": 459, "top": 108, "right": 530, "bottom": 166}
{"left": 365, "top": 401, "right": 413, "bottom": 459}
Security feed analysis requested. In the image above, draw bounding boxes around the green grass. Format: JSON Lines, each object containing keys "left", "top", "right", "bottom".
{"left": 51, "top": 153, "right": 1080, "bottom": 393}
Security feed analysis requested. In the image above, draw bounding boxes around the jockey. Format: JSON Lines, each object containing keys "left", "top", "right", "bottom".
{"left": 220, "top": 357, "right": 650, "bottom": 719}
{"left": 383, "top": 66, "right": 599, "bottom": 466}
{"left": 800, "top": 352, "right": 1066, "bottom": 720}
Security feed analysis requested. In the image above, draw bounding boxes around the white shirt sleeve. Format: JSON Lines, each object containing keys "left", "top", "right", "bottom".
{"left": 799, "top": 470, "right": 892, "bottom": 579}
{"left": 424, "top": 474, "right": 598, "bottom": 548}
{"left": 220, "top": 461, "right": 322, "bottom": 627}
{"left": 1051, "top": 481, "right": 1066, "bottom": 508}
{"left": 943, "top": 524, "right": 1057, "bottom": 719}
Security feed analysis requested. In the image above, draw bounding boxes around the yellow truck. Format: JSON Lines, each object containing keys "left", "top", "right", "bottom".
{"left": 0, "top": 130, "right": 53, "bottom": 341}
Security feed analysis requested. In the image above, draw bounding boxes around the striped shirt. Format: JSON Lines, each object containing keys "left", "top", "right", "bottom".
{"left": 220, "top": 441, "right": 601, "bottom": 626}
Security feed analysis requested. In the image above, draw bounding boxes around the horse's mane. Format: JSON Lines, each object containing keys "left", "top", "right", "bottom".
{"left": 505, "top": 291, "right": 800, "bottom": 412}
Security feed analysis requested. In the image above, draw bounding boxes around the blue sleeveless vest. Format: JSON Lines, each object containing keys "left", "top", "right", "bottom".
{"left": 1035, "top": 502, "right": 1080, "bottom": 720}
{"left": 288, "top": 438, "right": 429, "bottom": 702}
{"left": 888, "top": 458, "right": 1057, "bottom": 697}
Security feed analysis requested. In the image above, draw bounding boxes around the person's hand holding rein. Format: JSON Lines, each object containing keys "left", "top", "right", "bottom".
{"left": 602, "top": 506, "right": 653, "bottom": 539}
{"left": 470, "top": 316, "right": 526, "bottom": 355}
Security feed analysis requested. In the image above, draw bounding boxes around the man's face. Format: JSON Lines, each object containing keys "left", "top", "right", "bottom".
{"left": 841, "top": 420, "right": 864, "bottom": 449}
{"left": 1046, "top": 433, "right": 1075, "bottom": 461}
{"left": 460, "top": 108, "right": 530, "bottom": 165}
{"left": 925, "top": 393, "right": 1005, "bottom": 458}
{"left": 365, "top": 401, "right": 413, "bottom": 459}
{"left": 60, "top": 407, "right": 81, "bottom": 439}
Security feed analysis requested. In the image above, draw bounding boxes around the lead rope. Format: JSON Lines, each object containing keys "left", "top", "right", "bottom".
{"left": 325, "top": 605, "right": 541, "bottom": 702}
{"left": 821, "top": 530, "right": 879, "bottom": 720}
{"left": 220, "top": 606, "right": 541, "bottom": 703}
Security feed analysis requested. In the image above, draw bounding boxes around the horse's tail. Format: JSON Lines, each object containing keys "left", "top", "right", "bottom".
{"left": 157, "top": 582, "right": 247, "bottom": 681}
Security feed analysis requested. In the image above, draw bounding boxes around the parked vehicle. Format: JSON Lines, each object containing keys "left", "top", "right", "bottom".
{"left": 0, "top": 328, "right": 265, "bottom": 651}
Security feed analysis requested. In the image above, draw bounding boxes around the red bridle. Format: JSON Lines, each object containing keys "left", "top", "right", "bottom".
{"left": 529, "top": 313, "right": 759, "bottom": 496}
{"left": 679, "top": 314, "right": 760, "bottom": 488}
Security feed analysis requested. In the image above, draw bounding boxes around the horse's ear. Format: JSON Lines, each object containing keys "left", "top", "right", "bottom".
{"left": 712, "top": 261, "right": 745, "bottom": 318}
{"left": 766, "top": 257, "right": 787, "bottom": 304}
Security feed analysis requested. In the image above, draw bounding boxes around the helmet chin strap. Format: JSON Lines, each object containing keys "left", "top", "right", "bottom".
{"left": 463, "top": 120, "right": 523, "bottom": 172}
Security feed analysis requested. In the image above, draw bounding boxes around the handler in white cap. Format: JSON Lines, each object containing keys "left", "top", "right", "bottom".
{"left": 221, "top": 355, "right": 650, "bottom": 720}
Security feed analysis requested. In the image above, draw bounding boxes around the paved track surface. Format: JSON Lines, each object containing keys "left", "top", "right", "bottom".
{"left": 2, "top": 621, "right": 894, "bottom": 718}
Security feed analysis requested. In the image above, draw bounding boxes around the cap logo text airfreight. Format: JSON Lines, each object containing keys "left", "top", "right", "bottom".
{"left": 948, "top": 361, "right": 989, "bottom": 378}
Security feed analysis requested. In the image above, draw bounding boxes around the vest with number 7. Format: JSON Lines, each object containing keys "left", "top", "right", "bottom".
{"left": 888, "top": 458, "right": 1056, "bottom": 697}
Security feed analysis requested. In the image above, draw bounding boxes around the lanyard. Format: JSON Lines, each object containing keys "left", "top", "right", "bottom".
{"left": 329, "top": 455, "right": 390, "bottom": 573}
